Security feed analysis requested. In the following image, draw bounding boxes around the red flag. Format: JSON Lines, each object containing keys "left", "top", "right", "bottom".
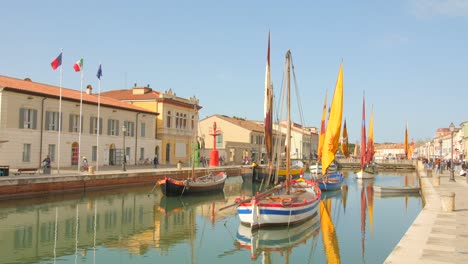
{"left": 51, "top": 52, "right": 62, "bottom": 70}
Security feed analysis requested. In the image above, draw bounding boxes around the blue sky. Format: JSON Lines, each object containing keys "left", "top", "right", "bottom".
{"left": 2, "top": 0, "right": 468, "bottom": 143}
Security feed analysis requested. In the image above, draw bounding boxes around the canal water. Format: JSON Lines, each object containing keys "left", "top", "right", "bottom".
{"left": 0, "top": 170, "right": 422, "bottom": 264}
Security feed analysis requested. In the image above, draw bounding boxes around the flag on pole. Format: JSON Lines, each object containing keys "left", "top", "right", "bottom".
{"left": 97, "top": 64, "right": 103, "bottom": 79}
{"left": 73, "top": 58, "right": 84, "bottom": 72}
{"left": 51, "top": 52, "right": 62, "bottom": 70}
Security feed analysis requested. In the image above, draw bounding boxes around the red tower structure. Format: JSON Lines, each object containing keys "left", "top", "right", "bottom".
{"left": 209, "top": 122, "right": 221, "bottom": 167}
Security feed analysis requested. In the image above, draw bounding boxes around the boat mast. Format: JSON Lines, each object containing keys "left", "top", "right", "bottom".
{"left": 286, "top": 50, "right": 291, "bottom": 194}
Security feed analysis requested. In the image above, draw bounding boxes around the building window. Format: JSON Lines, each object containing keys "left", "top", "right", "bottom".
{"left": 45, "top": 111, "right": 60, "bottom": 131}
{"left": 140, "top": 123, "right": 146, "bottom": 137}
{"left": 175, "top": 113, "right": 180, "bottom": 128}
{"left": 69, "top": 114, "right": 82, "bottom": 133}
{"left": 19, "top": 108, "right": 37, "bottom": 129}
{"left": 123, "top": 121, "right": 135, "bottom": 137}
{"left": 140, "top": 148, "right": 145, "bottom": 160}
{"left": 108, "top": 119, "right": 119, "bottom": 136}
{"left": 166, "top": 111, "right": 172, "bottom": 128}
{"left": 48, "top": 144, "right": 56, "bottom": 161}
{"left": 22, "top": 144, "right": 31, "bottom": 162}
{"left": 90, "top": 117, "right": 103, "bottom": 135}
{"left": 92, "top": 146, "right": 97, "bottom": 161}
{"left": 183, "top": 114, "right": 187, "bottom": 129}
{"left": 191, "top": 115, "right": 195, "bottom": 130}
{"left": 216, "top": 134, "right": 223, "bottom": 148}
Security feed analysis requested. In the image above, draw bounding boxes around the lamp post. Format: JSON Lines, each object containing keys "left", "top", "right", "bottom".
{"left": 449, "top": 122, "right": 455, "bottom": 182}
{"left": 439, "top": 139, "right": 443, "bottom": 173}
{"left": 122, "top": 125, "right": 127, "bottom": 172}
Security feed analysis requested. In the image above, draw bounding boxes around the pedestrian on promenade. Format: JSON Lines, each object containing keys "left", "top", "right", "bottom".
{"left": 42, "top": 155, "right": 51, "bottom": 174}
{"left": 153, "top": 155, "right": 158, "bottom": 168}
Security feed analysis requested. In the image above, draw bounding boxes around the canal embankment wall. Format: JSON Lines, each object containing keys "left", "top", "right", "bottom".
{"left": 0, "top": 165, "right": 249, "bottom": 200}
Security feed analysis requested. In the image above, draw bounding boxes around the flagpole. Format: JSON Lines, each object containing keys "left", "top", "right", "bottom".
{"left": 96, "top": 64, "right": 102, "bottom": 172}
{"left": 57, "top": 49, "right": 63, "bottom": 174}
{"left": 78, "top": 57, "right": 84, "bottom": 172}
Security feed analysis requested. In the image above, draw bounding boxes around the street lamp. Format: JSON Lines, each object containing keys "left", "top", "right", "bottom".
{"left": 449, "top": 122, "right": 455, "bottom": 182}
{"left": 122, "top": 125, "right": 127, "bottom": 172}
{"left": 439, "top": 139, "right": 443, "bottom": 173}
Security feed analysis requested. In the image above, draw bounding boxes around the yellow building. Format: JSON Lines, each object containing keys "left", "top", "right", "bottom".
{"left": 102, "top": 85, "right": 200, "bottom": 165}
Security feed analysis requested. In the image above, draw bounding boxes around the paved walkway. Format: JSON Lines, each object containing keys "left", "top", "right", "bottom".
{"left": 385, "top": 163, "right": 468, "bottom": 264}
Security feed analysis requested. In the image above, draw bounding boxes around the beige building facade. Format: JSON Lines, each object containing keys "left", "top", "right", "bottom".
{"left": 102, "top": 86, "right": 200, "bottom": 165}
{"left": 0, "top": 76, "right": 159, "bottom": 170}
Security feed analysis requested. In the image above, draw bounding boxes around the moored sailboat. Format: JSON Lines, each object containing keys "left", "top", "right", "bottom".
{"left": 356, "top": 95, "right": 375, "bottom": 179}
{"left": 316, "top": 62, "right": 345, "bottom": 191}
{"left": 236, "top": 50, "right": 321, "bottom": 230}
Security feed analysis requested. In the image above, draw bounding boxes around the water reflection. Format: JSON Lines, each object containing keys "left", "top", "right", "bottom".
{"left": 0, "top": 172, "right": 423, "bottom": 264}
{"left": 235, "top": 212, "right": 320, "bottom": 263}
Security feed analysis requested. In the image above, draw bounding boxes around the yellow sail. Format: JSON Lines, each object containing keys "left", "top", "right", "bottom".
{"left": 366, "top": 106, "right": 374, "bottom": 163}
{"left": 320, "top": 200, "right": 341, "bottom": 264}
{"left": 317, "top": 91, "right": 328, "bottom": 160}
{"left": 322, "top": 63, "right": 343, "bottom": 175}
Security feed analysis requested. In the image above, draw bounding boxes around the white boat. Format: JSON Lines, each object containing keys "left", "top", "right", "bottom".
{"left": 373, "top": 185, "right": 420, "bottom": 194}
{"left": 355, "top": 168, "right": 375, "bottom": 179}
{"left": 236, "top": 48, "right": 322, "bottom": 230}
{"left": 310, "top": 162, "right": 337, "bottom": 175}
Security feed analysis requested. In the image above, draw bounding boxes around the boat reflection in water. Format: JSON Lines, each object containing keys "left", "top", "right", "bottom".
{"left": 235, "top": 211, "right": 320, "bottom": 262}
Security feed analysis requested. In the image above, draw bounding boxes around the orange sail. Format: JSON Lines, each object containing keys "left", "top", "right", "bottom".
{"left": 404, "top": 123, "right": 409, "bottom": 159}
{"left": 341, "top": 119, "right": 349, "bottom": 158}
{"left": 322, "top": 63, "right": 343, "bottom": 175}
{"left": 317, "top": 91, "right": 328, "bottom": 160}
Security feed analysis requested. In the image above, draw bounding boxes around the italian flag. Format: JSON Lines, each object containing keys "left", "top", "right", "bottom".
{"left": 73, "top": 58, "right": 83, "bottom": 72}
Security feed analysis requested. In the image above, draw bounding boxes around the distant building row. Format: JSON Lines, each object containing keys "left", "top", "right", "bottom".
{"left": 0, "top": 75, "right": 319, "bottom": 170}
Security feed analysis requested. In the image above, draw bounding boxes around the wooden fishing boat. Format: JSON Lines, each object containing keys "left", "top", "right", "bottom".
{"left": 318, "top": 172, "right": 344, "bottom": 191}
{"left": 235, "top": 48, "right": 322, "bottom": 230}
{"left": 158, "top": 172, "right": 227, "bottom": 196}
{"left": 373, "top": 185, "right": 420, "bottom": 194}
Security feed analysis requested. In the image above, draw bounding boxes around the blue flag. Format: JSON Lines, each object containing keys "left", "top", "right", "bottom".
{"left": 96, "top": 64, "right": 103, "bottom": 79}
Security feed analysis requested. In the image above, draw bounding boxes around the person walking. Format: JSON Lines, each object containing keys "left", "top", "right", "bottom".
{"left": 42, "top": 155, "right": 51, "bottom": 174}
{"left": 153, "top": 155, "right": 158, "bottom": 168}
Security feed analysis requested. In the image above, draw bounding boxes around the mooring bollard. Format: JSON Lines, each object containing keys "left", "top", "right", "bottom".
{"left": 441, "top": 192, "right": 455, "bottom": 212}
{"left": 432, "top": 173, "right": 440, "bottom": 186}
{"left": 426, "top": 169, "right": 432, "bottom": 177}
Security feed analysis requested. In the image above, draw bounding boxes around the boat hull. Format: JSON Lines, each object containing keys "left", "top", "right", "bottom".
{"left": 158, "top": 172, "right": 227, "bottom": 196}
{"left": 355, "top": 169, "right": 375, "bottom": 179}
{"left": 318, "top": 172, "right": 344, "bottom": 191}
{"left": 237, "top": 182, "right": 321, "bottom": 230}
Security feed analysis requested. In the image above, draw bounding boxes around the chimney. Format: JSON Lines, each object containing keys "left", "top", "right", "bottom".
{"left": 86, "top": 85, "right": 93, "bottom": 95}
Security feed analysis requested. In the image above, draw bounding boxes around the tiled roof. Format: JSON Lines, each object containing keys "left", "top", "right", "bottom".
{"left": 0, "top": 75, "right": 157, "bottom": 115}
{"left": 210, "top": 115, "right": 264, "bottom": 133}
{"left": 101, "top": 89, "right": 160, "bottom": 100}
